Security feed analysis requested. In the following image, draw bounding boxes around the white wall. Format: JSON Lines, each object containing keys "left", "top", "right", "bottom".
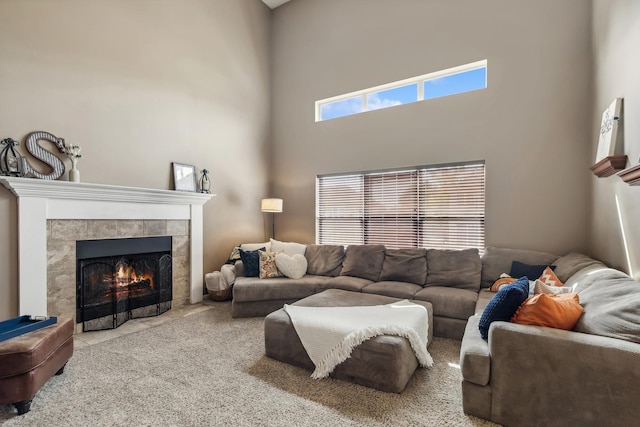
{"left": 270, "top": 0, "right": 593, "bottom": 255}
{"left": 0, "top": 0, "right": 271, "bottom": 319}
{"left": 591, "top": 0, "right": 640, "bottom": 276}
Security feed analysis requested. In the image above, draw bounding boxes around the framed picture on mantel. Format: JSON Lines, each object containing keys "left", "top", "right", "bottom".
{"left": 595, "top": 98, "right": 622, "bottom": 163}
{"left": 172, "top": 162, "right": 196, "bottom": 192}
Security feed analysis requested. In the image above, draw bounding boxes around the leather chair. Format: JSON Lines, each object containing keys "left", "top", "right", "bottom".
{"left": 0, "top": 317, "right": 74, "bottom": 415}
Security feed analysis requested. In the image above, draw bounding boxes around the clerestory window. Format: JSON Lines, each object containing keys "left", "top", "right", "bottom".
{"left": 316, "top": 60, "right": 487, "bottom": 121}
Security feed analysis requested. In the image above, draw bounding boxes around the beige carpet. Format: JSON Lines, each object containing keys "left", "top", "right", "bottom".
{"left": 0, "top": 302, "right": 498, "bottom": 426}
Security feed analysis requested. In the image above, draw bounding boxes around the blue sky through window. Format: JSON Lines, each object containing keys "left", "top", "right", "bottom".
{"left": 368, "top": 83, "right": 418, "bottom": 111}
{"left": 316, "top": 60, "right": 487, "bottom": 121}
{"left": 424, "top": 67, "right": 486, "bottom": 101}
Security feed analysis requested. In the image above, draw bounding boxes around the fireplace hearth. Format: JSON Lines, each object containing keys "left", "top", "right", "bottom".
{"left": 76, "top": 236, "right": 172, "bottom": 331}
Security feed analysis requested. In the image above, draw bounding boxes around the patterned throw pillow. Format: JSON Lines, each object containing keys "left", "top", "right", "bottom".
{"left": 538, "top": 266, "right": 564, "bottom": 287}
{"left": 511, "top": 293, "right": 583, "bottom": 330}
{"left": 478, "top": 277, "right": 530, "bottom": 339}
{"left": 227, "top": 245, "right": 241, "bottom": 263}
{"left": 259, "top": 250, "right": 283, "bottom": 279}
{"left": 239, "top": 248, "right": 264, "bottom": 277}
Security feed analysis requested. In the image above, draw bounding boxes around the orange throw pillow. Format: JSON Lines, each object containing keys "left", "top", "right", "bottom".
{"left": 538, "top": 266, "right": 564, "bottom": 287}
{"left": 490, "top": 277, "right": 517, "bottom": 292}
{"left": 511, "top": 293, "right": 583, "bottom": 330}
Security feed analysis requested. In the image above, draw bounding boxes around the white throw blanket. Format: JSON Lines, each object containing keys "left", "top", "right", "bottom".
{"left": 283, "top": 300, "right": 433, "bottom": 379}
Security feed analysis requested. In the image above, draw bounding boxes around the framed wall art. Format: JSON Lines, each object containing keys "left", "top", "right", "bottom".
{"left": 595, "top": 98, "right": 622, "bottom": 163}
{"left": 172, "top": 162, "right": 197, "bottom": 192}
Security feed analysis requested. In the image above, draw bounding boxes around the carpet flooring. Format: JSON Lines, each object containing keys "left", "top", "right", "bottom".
{"left": 0, "top": 302, "right": 498, "bottom": 426}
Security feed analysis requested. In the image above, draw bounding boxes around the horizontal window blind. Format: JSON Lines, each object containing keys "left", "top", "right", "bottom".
{"left": 317, "top": 162, "right": 485, "bottom": 251}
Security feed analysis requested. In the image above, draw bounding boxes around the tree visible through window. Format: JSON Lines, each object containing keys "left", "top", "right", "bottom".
{"left": 316, "top": 162, "right": 485, "bottom": 250}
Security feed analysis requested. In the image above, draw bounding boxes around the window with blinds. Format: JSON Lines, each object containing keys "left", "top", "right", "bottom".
{"left": 316, "top": 162, "right": 485, "bottom": 250}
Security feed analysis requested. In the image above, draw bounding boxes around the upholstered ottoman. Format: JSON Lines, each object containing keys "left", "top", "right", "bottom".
{"left": 0, "top": 317, "right": 74, "bottom": 415}
{"left": 264, "top": 289, "right": 433, "bottom": 393}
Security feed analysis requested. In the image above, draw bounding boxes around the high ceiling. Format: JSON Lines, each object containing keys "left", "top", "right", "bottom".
{"left": 261, "top": 0, "right": 291, "bottom": 9}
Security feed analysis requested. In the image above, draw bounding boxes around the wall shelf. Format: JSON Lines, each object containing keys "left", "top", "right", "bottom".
{"left": 590, "top": 155, "right": 628, "bottom": 177}
{"left": 617, "top": 164, "right": 640, "bottom": 185}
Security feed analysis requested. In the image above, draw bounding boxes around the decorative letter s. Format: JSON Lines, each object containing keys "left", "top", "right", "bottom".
{"left": 20, "top": 131, "right": 67, "bottom": 180}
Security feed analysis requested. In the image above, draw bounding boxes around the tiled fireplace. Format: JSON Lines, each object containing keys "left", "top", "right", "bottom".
{"left": 0, "top": 177, "right": 214, "bottom": 330}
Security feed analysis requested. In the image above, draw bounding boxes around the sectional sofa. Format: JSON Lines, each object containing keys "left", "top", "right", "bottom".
{"left": 207, "top": 242, "right": 640, "bottom": 426}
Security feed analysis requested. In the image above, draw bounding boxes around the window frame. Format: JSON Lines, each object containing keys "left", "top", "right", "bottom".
{"left": 316, "top": 161, "right": 486, "bottom": 251}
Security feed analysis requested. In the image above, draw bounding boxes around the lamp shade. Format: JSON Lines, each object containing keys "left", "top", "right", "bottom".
{"left": 261, "top": 198, "right": 283, "bottom": 213}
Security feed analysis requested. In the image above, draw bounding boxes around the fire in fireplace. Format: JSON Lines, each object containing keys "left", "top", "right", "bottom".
{"left": 76, "top": 236, "right": 172, "bottom": 331}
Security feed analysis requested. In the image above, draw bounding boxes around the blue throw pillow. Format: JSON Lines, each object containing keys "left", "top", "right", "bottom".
{"left": 478, "top": 277, "right": 529, "bottom": 339}
{"left": 239, "top": 248, "right": 265, "bottom": 277}
{"left": 509, "top": 261, "right": 556, "bottom": 280}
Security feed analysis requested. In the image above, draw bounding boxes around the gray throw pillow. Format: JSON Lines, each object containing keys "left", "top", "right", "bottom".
{"left": 481, "top": 247, "right": 558, "bottom": 288}
{"left": 425, "top": 248, "right": 481, "bottom": 291}
{"left": 380, "top": 248, "right": 427, "bottom": 285}
{"left": 553, "top": 252, "right": 605, "bottom": 283}
{"left": 340, "top": 245, "right": 386, "bottom": 282}
{"left": 304, "top": 244, "right": 345, "bottom": 277}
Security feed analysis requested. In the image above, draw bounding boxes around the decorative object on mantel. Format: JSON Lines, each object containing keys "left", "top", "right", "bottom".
{"left": 617, "top": 164, "right": 640, "bottom": 186}
{"left": 591, "top": 98, "right": 623, "bottom": 177}
{"left": 0, "top": 138, "right": 23, "bottom": 176}
{"left": 172, "top": 162, "right": 197, "bottom": 192}
{"left": 63, "top": 143, "right": 82, "bottom": 182}
{"left": 198, "top": 168, "right": 211, "bottom": 193}
{"left": 20, "top": 131, "right": 67, "bottom": 180}
{"left": 590, "top": 155, "right": 627, "bottom": 178}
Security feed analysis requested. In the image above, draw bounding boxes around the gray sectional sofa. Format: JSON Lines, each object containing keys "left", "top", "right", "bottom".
{"left": 210, "top": 243, "right": 559, "bottom": 340}
{"left": 460, "top": 252, "right": 640, "bottom": 427}
{"left": 208, "top": 242, "right": 640, "bottom": 426}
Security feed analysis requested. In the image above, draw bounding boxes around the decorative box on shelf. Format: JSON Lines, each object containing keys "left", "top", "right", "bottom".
{"left": 617, "top": 164, "right": 640, "bottom": 186}
{"left": 590, "top": 155, "right": 627, "bottom": 177}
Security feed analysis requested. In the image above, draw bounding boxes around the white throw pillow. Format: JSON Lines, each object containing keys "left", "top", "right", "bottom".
{"left": 270, "top": 238, "right": 306, "bottom": 256}
{"left": 275, "top": 253, "right": 308, "bottom": 279}
{"left": 240, "top": 242, "right": 271, "bottom": 252}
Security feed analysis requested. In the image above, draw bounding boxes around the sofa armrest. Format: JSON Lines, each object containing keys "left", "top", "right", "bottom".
{"left": 460, "top": 315, "right": 490, "bottom": 386}
{"left": 488, "top": 321, "right": 640, "bottom": 427}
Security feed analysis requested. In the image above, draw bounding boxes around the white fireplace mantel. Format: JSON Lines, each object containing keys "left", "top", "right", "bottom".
{"left": 0, "top": 176, "right": 214, "bottom": 317}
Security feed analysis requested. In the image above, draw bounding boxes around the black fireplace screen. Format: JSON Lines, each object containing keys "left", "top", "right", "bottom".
{"left": 76, "top": 236, "right": 172, "bottom": 331}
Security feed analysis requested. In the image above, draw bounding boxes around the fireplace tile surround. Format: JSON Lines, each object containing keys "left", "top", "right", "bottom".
{"left": 47, "top": 219, "right": 191, "bottom": 329}
{"left": 0, "top": 177, "right": 214, "bottom": 325}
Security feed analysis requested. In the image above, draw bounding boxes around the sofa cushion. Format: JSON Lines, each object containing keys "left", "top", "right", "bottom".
{"left": 232, "top": 275, "right": 331, "bottom": 302}
{"left": 414, "top": 286, "right": 478, "bottom": 320}
{"left": 478, "top": 278, "right": 529, "bottom": 339}
{"left": 425, "top": 248, "right": 481, "bottom": 291}
{"left": 270, "top": 238, "right": 307, "bottom": 256}
{"left": 275, "top": 253, "right": 308, "bottom": 279}
{"left": 460, "top": 315, "right": 491, "bottom": 386}
{"left": 305, "top": 244, "right": 345, "bottom": 277}
{"left": 481, "top": 247, "right": 558, "bottom": 288}
{"left": 316, "top": 276, "right": 372, "bottom": 293}
{"left": 340, "top": 245, "right": 386, "bottom": 282}
{"left": 379, "top": 248, "right": 427, "bottom": 285}
{"left": 239, "top": 248, "right": 265, "bottom": 277}
{"left": 574, "top": 275, "right": 640, "bottom": 344}
{"left": 553, "top": 252, "right": 605, "bottom": 282}
{"left": 511, "top": 293, "right": 583, "bottom": 330}
{"left": 362, "top": 281, "right": 423, "bottom": 299}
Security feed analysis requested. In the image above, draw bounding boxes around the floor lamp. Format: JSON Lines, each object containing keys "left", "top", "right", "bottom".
{"left": 261, "top": 198, "right": 283, "bottom": 240}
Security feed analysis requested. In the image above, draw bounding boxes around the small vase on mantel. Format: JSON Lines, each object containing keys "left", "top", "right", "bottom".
{"left": 69, "top": 166, "right": 80, "bottom": 183}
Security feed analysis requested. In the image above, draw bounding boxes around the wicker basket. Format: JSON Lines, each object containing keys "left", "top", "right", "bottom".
{"left": 207, "top": 287, "right": 232, "bottom": 302}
